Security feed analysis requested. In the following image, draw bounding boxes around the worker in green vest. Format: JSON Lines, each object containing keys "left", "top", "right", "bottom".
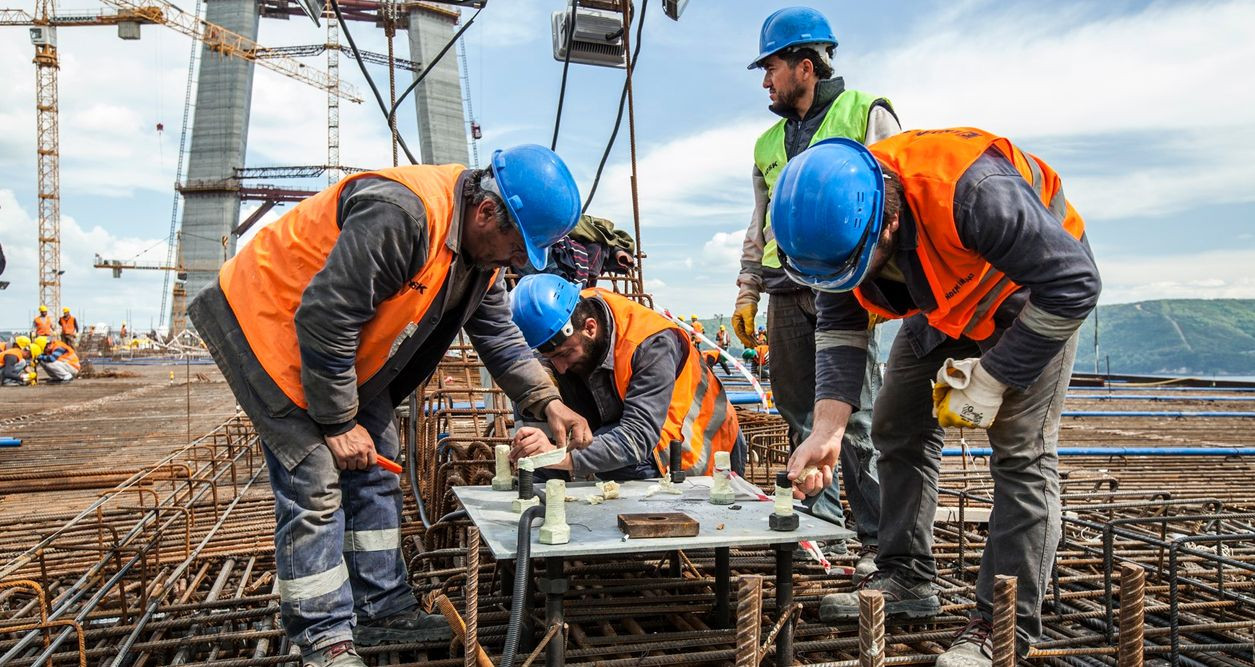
{"left": 733, "top": 6, "right": 901, "bottom": 578}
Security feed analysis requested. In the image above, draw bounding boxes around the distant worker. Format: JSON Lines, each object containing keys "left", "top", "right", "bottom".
{"left": 35, "top": 336, "right": 80, "bottom": 383}
{"left": 517, "top": 214, "right": 636, "bottom": 288}
{"left": 188, "top": 145, "right": 591, "bottom": 667}
{"left": 775, "top": 130, "right": 1100, "bottom": 665}
{"left": 740, "top": 346, "right": 758, "bottom": 373}
{"left": 756, "top": 326, "right": 767, "bottom": 346}
{"left": 2, "top": 336, "right": 34, "bottom": 386}
{"left": 689, "top": 314, "right": 704, "bottom": 349}
{"left": 59, "top": 307, "right": 78, "bottom": 346}
{"left": 33, "top": 306, "right": 54, "bottom": 337}
{"left": 702, "top": 347, "right": 731, "bottom": 375}
{"left": 510, "top": 274, "right": 746, "bottom": 480}
{"left": 735, "top": 5, "right": 896, "bottom": 576}
{"left": 119, "top": 321, "right": 129, "bottom": 341}
{"left": 754, "top": 342, "right": 770, "bottom": 379}
{"left": 715, "top": 324, "right": 730, "bottom": 349}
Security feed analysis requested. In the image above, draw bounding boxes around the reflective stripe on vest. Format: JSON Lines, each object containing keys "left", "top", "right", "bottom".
{"left": 586, "top": 289, "right": 739, "bottom": 476}
{"left": 754, "top": 89, "right": 886, "bottom": 268}
{"left": 856, "top": 128, "right": 1086, "bottom": 341}
{"left": 45, "top": 340, "right": 80, "bottom": 370}
{"left": 219, "top": 164, "right": 469, "bottom": 409}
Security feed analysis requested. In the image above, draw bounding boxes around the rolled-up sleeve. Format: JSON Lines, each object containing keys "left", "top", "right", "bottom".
{"left": 955, "top": 153, "right": 1101, "bottom": 390}
{"left": 570, "top": 331, "right": 682, "bottom": 476}
{"left": 465, "top": 276, "right": 562, "bottom": 419}
{"left": 814, "top": 290, "right": 872, "bottom": 409}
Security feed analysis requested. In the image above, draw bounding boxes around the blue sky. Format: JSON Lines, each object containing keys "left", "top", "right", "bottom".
{"left": 1, "top": 0, "right": 1253, "bottom": 330}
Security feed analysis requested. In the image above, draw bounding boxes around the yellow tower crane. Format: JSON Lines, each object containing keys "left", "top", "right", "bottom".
{"left": 0, "top": 0, "right": 362, "bottom": 315}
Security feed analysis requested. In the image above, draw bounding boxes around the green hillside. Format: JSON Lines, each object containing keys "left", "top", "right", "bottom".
{"left": 1073, "top": 299, "right": 1255, "bottom": 376}
{"left": 701, "top": 299, "right": 1255, "bottom": 377}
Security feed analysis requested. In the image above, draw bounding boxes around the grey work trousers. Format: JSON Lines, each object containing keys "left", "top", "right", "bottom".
{"left": 873, "top": 328, "right": 1075, "bottom": 646}
{"left": 768, "top": 290, "right": 881, "bottom": 544}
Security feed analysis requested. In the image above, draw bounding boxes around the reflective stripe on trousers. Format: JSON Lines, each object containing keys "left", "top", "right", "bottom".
{"left": 264, "top": 397, "right": 415, "bottom": 653}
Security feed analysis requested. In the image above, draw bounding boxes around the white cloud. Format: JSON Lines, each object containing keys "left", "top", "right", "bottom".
{"left": 0, "top": 189, "right": 168, "bottom": 330}
{"left": 702, "top": 228, "right": 745, "bottom": 266}
{"left": 1097, "top": 249, "right": 1255, "bottom": 304}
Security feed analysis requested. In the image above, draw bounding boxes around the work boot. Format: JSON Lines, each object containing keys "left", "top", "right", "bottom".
{"left": 854, "top": 544, "right": 879, "bottom": 580}
{"left": 819, "top": 575, "right": 940, "bottom": 623}
{"left": 354, "top": 606, "right": 452, "bottom": 646}
{"left": 301, "top": 641, "right": 366, "bottom": 667}
{"left": 935, "top": 618, "right": 994, "bottom": 667}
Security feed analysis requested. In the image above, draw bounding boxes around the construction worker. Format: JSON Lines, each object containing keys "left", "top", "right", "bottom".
{"left": 35, "top": 336, "right": 80, "bottom": 383}
{"left": 775, "top": 130, "right": 1100, "bottom": 665}
{"left": 119, "top": 321, "right": 129, "bottom": 341}
{"left": 188, "top": 145, "right": 593, "bottom": 667}
{"left": 734, "top": 6, "right": 896, "bottom": 574}
{"left": 509, "top": 274, "right": 745, "bottom": 480}
{"left": 33, "top": 305, "right": 54, "bottom": 337}
{"left": 756, "top": 326, "right": 767, "bottom": 345}
{"left": 2, "top": 336, "right": 33, "bottom": 386}
{"left": 715, "top": 324, "right": 730, "bottom": 349}
{"left": 59, "top": 307, "right": 78, "bottom": 346}
{"left": 688, "top": 314, "right": 705, "bottom": 349}
{"left": 702, "top": 347, "right": 732, "bottom": 375}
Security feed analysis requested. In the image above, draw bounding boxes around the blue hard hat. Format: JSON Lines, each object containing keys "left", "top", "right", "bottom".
{"left": 510, "top": 274, "right": 582, "bottom": 350}
{"left": 490, "top": 145, "right": 581, "bottom": 270}
{"left": 748, "top": 6, "right": 838, "bottom": 69}
{"left": 771, "top": 138, "right": 885, "bottom": 293}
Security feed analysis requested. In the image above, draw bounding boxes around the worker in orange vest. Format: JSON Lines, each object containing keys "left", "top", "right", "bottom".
{"left": 59, "top": 307, "right": 78, "bottom": 346}
{"left": 773, "top": 129, "right": 1100, "bottom": 664}
{"left": 187, "top": 145, "right": 591, "bottom": 666}
{"left": 34, "top": 337, "right": 79, "bottom": 383}
{"left": 2, "top": 336, "right": 34, "bottom": 386}
{"left": 510, "top": 274, "right": 745, "bottom": 480}
{"left": 32, "top": 305, "right": 54, "bottom": 336}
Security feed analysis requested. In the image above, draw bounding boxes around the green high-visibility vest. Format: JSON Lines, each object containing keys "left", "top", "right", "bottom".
{"left": 754, "top": 89, "right": 885, "bottom": 268}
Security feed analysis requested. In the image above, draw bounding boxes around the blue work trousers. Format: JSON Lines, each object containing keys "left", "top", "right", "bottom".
{"left": 264, "top": 396, "right": 415, "bottom": 653}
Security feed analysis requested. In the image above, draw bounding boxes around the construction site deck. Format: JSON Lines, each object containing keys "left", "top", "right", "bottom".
{"left": 2, "top": 346, "right": 1253, "bottom": 667}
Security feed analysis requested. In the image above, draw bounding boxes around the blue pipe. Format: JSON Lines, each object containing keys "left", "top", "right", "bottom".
{"left": 728, "top": 392, "right": 764, "bottom": 405}
{"left": 0, "top": 438, "right": 21, "bottom": 447}
{"left": 944, "top": 446, "right": 1255, "bottom": 457}
{"left": 754, "top": 408, "right": 1255, "bottom": 418}
{"left": 1063, "top": 411, "right": 1255, "bottom": 418}
{"left": 1066, "top": 394, "right": 1255, "bottom": 402}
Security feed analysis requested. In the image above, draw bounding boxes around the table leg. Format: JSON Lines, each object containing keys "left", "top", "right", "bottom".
{"left": 542, "top": 556, "right": 567, "bottom": 667}
{"left": 713, "top": 546, "right": 731, "bottom": 628}
{"left": 775, "top": 543, "right": 794, "bottom": 667}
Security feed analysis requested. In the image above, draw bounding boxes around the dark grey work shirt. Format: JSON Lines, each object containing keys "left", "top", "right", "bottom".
{"left": 545, "top": 296, "right": 687, "bottom": 478}
{"left": 815, "top": 150, "right": 1102, "bottom": 406}
{"left": 189, "top": 172, "right": 559, "bottom": 470}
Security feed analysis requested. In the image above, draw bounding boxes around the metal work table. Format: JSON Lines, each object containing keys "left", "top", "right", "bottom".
{"left": 454, "top": 477, "right": 852, "bottom": 666}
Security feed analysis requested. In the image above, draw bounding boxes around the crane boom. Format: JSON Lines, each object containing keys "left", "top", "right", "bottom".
{"left": 98, "top": 0, "right": 363, "bottom": 102}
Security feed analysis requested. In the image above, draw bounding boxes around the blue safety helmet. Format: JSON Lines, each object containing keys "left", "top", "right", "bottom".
{"left": 747, "top": 6, "right": 838, "bottom": 70}
{"left": 770, "top": 138, "right": 885, "bottom": 293}
{"left": 511, "top": 274, "right": 582, "bottom": 352}
{"left": 490, "top": 144, "right": 581, "bottom": 270}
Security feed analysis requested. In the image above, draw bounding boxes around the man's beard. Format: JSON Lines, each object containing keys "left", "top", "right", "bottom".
{"left": 565, "top": 333, "right": 608, "bottom": 378}
{"left": 769, "top": 80, "right": 804, "bottom": 114}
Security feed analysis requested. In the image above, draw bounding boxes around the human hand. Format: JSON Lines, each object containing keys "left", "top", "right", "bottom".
{"left": 324, "top": 425, "right": 377, "bottom": 471}
{"left": 544, "top": 400, "right": 592, "bottom": 449}
{"left": 786, "top": 431, "right": 840, "bottom": 500}
{"left": 931, "top": 358, "right": 1007, "bottom": 429}
{"left": 510, "top": 426, "right": 556, "bottom": 462}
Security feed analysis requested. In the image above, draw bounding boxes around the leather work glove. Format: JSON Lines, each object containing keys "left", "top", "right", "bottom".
{"left": 931, "top": 358, "right": 1008, "bottom": 429}
{"left": 732, "top": 287, "right": 760, "bottom": 348}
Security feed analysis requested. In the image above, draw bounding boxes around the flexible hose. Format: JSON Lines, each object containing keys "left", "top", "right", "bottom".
{"left": 500, "top": 503, "right": 545, "bottom": 667}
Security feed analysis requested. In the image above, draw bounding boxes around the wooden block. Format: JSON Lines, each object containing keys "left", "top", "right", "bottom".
{"left": 616, "top": 512, "right": 699, "bottom": 538}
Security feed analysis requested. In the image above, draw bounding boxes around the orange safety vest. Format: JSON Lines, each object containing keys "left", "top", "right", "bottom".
{"left": 588, "top": 288, "right": 739, "bottom": 476}
{"left": 60, "top": 315, "right": 77, "bottom": 335}
{"left": 219, "top": 164, "right": 480, "bottom": 409}
{"left": 1, "top": 348, "right": 22, "bottom": 363}
{"left": 33, "top": 315, "right": 53, "bottom": 336}
{"left": 755, "top": 344, "right": 769, "bottom": 366}
{"left": 859, "top": 128, "right": 1085, "bottom": 341}
{"left": 701, "top": 348, "right": 721, "bottom": 366}
{"left": 44, "top": 340, "right": 80, "bottom": 371}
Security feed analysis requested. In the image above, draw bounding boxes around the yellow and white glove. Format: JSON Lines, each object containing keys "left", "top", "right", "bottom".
{"left": 931, "top": 358, "right": 1007, "bottom": 429}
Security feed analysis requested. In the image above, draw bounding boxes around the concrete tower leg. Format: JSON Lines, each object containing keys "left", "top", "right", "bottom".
{"left": 407, "top": 7, "right": 469, "bottom": 166}
{"left": 174, "top": 0, "right": 259, "bottom": 330}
